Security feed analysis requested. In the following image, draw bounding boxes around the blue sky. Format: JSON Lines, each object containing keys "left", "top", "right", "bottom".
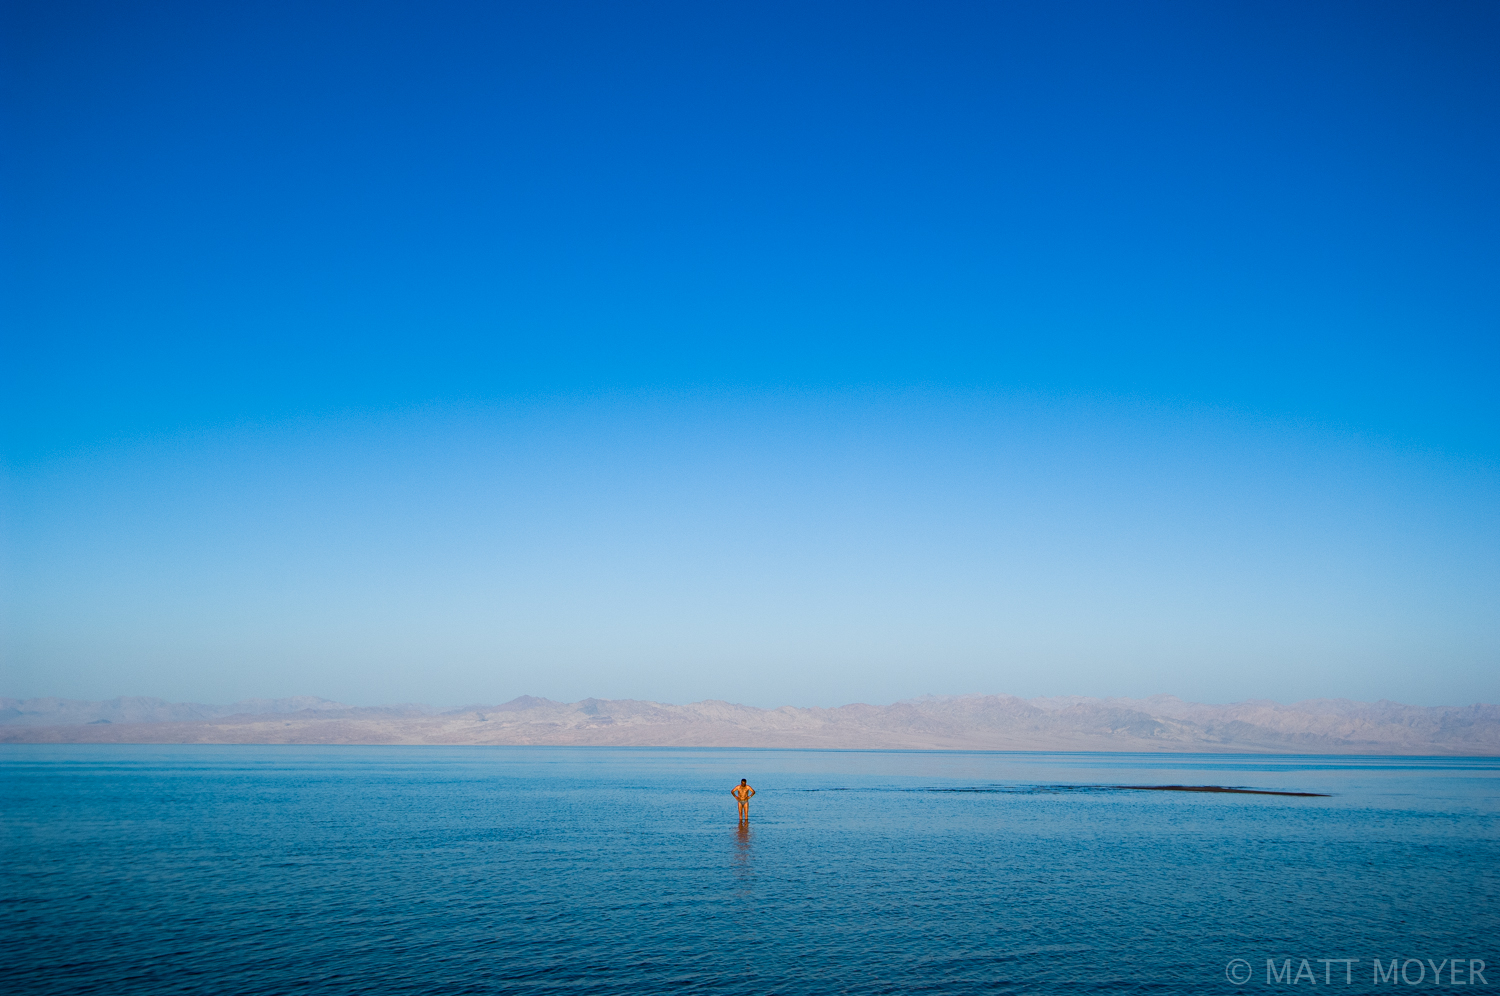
{"left": 3, "top": 1, "right": 1497, "bottom": 707}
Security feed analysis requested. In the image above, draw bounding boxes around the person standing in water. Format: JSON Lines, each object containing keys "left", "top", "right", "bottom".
{"left": 732, "top": 779, "right": 756, "bottom": 820}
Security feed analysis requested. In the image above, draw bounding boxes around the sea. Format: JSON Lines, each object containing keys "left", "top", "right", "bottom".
{"left": 2, "top": 746, "right": 1496, "bottom": 995}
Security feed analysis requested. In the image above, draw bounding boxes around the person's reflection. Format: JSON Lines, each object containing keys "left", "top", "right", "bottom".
{"left": 732, "top": 821, "right": 752, "bottom": 885}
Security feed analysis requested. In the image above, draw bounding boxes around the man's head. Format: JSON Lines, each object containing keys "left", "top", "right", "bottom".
{"left": 741, "top": 779, "right": 747, "bottom": 784}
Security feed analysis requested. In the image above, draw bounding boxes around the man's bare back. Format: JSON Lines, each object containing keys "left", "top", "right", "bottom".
{"left": 732, "top": 779, "right": 755, "bottom": 820}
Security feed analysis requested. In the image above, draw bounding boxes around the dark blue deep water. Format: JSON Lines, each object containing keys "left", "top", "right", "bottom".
{"left": 2, "top": 747, "right": 1496, "bottom": 995}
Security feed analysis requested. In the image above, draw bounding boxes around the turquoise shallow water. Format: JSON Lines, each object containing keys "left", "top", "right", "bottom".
{"left": 2, "top": 746, "right": 1496, "bottom": 994}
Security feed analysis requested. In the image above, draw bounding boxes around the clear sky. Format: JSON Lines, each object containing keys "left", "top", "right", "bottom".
{"left": 3, "top": 1, "right": 1497, "bottom": 708}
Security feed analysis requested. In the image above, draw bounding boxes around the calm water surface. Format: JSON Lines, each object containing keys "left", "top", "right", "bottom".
{"left": 2, "top": 747, "right": 1496, "bottom": 994}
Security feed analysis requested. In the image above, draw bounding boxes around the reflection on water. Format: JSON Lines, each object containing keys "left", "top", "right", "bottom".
{"left": 733, "top": 820, "right": 752, "bottom": 885}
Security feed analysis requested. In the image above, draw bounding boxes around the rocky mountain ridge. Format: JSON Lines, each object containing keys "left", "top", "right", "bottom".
{"left": 2, "top": 693, "right": 1496, "bottom": 754}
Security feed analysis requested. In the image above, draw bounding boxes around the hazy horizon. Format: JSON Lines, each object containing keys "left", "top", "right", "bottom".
{"left": 5, "top": 687, "right": 1497, "bottom": 714}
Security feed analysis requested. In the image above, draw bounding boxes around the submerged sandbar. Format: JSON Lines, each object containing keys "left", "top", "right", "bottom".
{"left": 1118, "top": 784, "right": 1330, "bottom": 797}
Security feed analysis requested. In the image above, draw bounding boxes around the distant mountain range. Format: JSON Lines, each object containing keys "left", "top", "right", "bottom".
{"left": 2, "top": 693, "right": 1496, "bottom": 754}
